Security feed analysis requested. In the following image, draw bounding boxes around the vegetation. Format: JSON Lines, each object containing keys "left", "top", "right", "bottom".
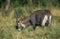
{"left": 0, "top": 0, "right": 60, "bottom": 39}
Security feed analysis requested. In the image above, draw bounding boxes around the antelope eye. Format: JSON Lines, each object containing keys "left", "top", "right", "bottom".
{"left": 18, "top": 21, "right": 19, "bottom": 23}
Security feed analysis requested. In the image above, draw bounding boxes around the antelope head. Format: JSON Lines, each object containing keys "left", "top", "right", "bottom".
{"left": 16, "top": 18, "right": 26, "bottom": 31}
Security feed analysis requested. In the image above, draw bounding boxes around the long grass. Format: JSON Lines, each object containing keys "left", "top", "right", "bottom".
{"left": 0, "top": 7, "right": 60, "bottom": 39}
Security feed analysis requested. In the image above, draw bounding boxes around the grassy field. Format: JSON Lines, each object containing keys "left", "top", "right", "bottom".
{"left": 0, "top": 7, "right": 60, "bottom": 39}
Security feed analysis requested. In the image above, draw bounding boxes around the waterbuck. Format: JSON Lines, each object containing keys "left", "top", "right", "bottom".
{"left": 16, "top": 10, "right": 52, "bottom": 30}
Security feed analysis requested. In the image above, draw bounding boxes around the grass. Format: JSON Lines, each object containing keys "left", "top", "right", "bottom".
{"left": 0, "top": 16, "right": 60, "bottom": 39}
{"left": 0, "top": 7, "right": 60, "bottom": 39}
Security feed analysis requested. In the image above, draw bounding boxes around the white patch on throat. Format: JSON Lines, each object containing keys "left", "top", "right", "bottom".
{"left": 49, "top": 15, "right": 52, "bottom": 24}
{"left": 42, "top": 15, "right": 48, "bottom": 26}
{"left": 21, "top": 23, "right": 25, "bottom": 28}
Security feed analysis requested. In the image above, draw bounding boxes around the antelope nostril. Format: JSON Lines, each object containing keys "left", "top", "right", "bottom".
{"left": 19, "top": 26, "right": 24, "bottom": 30}
{"left": 16, "top": 26, "right": 24, "bottom": 30}
{"left": 15, "top": 25, "right": 18, "bottom": 29}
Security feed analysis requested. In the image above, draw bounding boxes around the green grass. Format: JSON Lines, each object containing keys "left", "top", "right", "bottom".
{"left": 0, "top": 16, "right": 60, "bottom": 39}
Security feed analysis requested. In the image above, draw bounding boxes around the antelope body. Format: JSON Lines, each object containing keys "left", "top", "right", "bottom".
{"left": 16, "top": 10, "right": 52, "bottom": 30}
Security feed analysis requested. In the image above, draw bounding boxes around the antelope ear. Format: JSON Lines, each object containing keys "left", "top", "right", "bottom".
{"left": 18, "top": 18, "right": 23, "bottom": 21}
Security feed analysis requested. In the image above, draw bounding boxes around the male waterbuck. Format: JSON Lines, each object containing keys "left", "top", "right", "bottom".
{"left": 16, "top": 10, "right": 52, "bottom": 30}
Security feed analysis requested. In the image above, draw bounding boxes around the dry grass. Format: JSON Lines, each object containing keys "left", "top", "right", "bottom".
{"left": 51, "top": 8, "right": 60, "bottom": 16}
{"left": 0, "top": 7, "right": 60, "bottom": 39}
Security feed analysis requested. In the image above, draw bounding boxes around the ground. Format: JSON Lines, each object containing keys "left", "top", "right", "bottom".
{"left": 0, "top": 8, "right": 60, "bottom": 39}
